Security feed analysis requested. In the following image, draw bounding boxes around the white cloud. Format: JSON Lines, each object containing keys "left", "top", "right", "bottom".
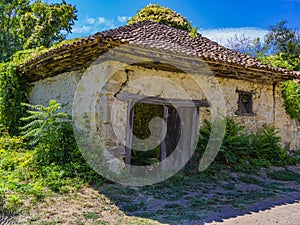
{"left": 117, "top": 16, "right": 131, "bottom": 23}
{"left": 87, "top": 18, "right": 95, "bottom": 24}
{"left": 200, "top": 27, "right": 268, "bottom": 46}
{"left": 98, "top": 17, "right": 107, "bottom": 24}
{"left": 72, "top": 25, "right": 91, "bottom": 34}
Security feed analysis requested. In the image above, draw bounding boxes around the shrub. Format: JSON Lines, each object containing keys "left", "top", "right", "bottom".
{"left": 128, "top": 4, "right": 193, "bottom": 31}
{"left": 191, "top": 117, "right": 292, "bottom": 172}
{"left": 191, "top": 117, "right": 252, "bottom": 168}
{"left": 21, "top": 100, "right": 79, "bottom": 165}
{"left": 20, "top": 100, "right": 104, "bottom": 184}
{"left": 0, "top": 133, "right": 28, "bottom": 152}
{"left": 128, "top": 4, "right": 198, "bottom": 37}
{"left": 251, "top": 126, "right": 287, "bottom": 164}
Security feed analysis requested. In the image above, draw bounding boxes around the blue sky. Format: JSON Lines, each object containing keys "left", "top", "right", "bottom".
{"left": 47, "top": 0, "right": 300, "bottom": 44}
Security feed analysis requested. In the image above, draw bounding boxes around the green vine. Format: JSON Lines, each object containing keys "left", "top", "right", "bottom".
{"left": 282, "top": 80, "right": 300, "bottom": 120}
{"left": 0, "top": 48, "right": 47, "bottom": 134}
{"left": 0, "top": 39, "right": 79, "bottom": 134}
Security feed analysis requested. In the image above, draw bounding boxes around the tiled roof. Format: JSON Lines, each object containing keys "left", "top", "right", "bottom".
{"left": 19, "top": 20, "right": 300, "bottom": 81}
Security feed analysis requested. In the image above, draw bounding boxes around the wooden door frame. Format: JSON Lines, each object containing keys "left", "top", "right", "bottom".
{"left": 115, "top": 91, "right": 209, "bottom": 164}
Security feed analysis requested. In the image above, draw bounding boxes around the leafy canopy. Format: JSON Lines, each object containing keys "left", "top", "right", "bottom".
{"left": 0, "top": 0, "right": 77, "bottom": 62}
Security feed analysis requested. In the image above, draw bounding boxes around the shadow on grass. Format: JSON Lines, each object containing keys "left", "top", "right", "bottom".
{"left": 96, "top": 168, "right": 300, "bottom": 225}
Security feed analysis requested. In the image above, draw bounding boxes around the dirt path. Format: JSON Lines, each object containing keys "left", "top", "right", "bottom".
{"left": 206, "top": 200, "right": 300, "bottom": 225}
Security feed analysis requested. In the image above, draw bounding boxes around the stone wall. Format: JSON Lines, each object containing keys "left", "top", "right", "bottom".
{"left": 29, "top": 69, "right": 83, "bottom": 114}
{"left": 28, "top": 61, "right": 300, "bottom": 150}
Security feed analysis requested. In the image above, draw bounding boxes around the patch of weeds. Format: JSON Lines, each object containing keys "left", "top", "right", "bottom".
{"left": 268, "top": 170, "right": 300, "bottom": 182}
{"left": 75, "top": 220, "right": 84, "bottom": 225}
{"left": 241, "top": 190, "right": 276, "bottom": 203}
{"left": 83, "top": 211, "right": 102, "bottom": 220}
{"left": 278, "top": 187, "right": 298, "bottom": 192}
{"left": 37, "top": 221, "right": 57, "bottom": 225}
{"left": 107, "top": 186, "right": 137, "bottom": 196}
{"left": 156, "top": 206, "right": 205, "bottom": 224}
{"left": 90, "top": 221, "right": 109, "bottom": 225}
{"left": 142, "top": 185, "right": 184, "bottom": 201}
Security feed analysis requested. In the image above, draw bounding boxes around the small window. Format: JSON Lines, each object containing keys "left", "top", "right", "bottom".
{"left": 236, "top": 91, "right": 254, "bottom": 116}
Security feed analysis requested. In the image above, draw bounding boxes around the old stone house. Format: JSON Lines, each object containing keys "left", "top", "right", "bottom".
{"left": 18, "top": 21, "right": 300, "bottom": 167}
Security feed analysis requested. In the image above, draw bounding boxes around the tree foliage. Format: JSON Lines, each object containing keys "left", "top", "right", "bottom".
{"left": 282, "top": 80, "right": 300, "bottom": 120}
{"left": 0, "top": 0, "right": 77, "bottom": 62}
{"left": 261, "top": 20, "right": 300, "bottom": 71}
{"left": 265, "top": 21, "right": 300, "bottom": 60}
{"left": 127, "top": 4, "right": 197, "bottom": 37}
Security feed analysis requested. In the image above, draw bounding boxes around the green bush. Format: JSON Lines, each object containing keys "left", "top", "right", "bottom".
{"left": 20, "top": 100, "right": 104, "bottom": 183}
{"left": 0, "top": 100, "right": 107, "bottom": 213}
{"left": 251, "top": 126, "right": 287, "bottom": 163}
{"left": 0, "top": 133, "right": 28, "bottom": 152}
{"left": 128, "top": 4, "right": 198, "bottom": 37}
{"left": 128, "top": 4, "right": 193, "bottom": 31}
{"left": 192, "top": 117, "right": 252, "bottom": 167}
{"left": 20, "top": 100, "right": 79, "bottom": 165}
{"left": 191, "top": 117, "right": 292, "bottom": 172}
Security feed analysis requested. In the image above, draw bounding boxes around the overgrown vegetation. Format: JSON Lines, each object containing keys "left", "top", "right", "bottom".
{"left": 0, "top": 100, "right": 104, "bottom": 213}
{"left": 189, "top": 117, "right": 297, "bottom": 172}
{"left": 128, "top": 4, "right": 198, "bottom": 38}
{"left": 282, "top": 80, "right": 300, "bottom": 119}
{"left": 0, "top": 40, "right": 79, "bottom": 135}
{"left": 0, "top": 49, "right": 47, "bottom": 134}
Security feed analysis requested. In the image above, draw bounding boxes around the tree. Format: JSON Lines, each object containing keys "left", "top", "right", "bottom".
{"left": 0, "top": 0, "right": 77, "bottom": 62}
{"left": 265, "top": 21, "right": 300, "bottom": 57}
{"left": 262, "top": 20, "right": 300, "bottom": 71}
{"left": 127, "top": 4, "right": 197, "bottom": 36}
{"left": 225, "top": 34, "right": 264, "bottom": 57}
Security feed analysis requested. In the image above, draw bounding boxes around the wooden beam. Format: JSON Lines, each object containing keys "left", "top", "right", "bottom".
{"left": 160, "top": 105, "right": 168, "bottom": 162}
{"left": 125, "top": 101, "right": 134, "bottom": 165}
{"left": 115, "top": 91, "right": 210, "bottom": 107}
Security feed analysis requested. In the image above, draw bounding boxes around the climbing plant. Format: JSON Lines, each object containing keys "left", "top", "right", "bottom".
{"left": 282, "top": 80, "right": 300, "bottom": 120}
{"left": 0, "top": 49, "right": 45, "bottom": 134}
{"left": 0, "top": 40, "right": 78, "bottom": 134}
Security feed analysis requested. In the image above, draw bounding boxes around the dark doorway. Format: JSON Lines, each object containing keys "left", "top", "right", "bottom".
{"left": 130, "top": 101, "right": 181, "bottom": 166}
{"left": 115, "top": 91, "right": 209, "bottom": 168}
